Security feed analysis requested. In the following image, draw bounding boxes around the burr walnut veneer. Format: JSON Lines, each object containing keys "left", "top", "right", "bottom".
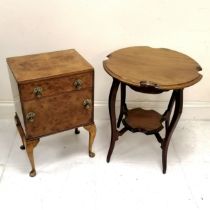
{"left": 7, "top": 49, "right": 96, "bottom": 177}
{"left": 104, "top": 46, "right": 202, "bottom": 173}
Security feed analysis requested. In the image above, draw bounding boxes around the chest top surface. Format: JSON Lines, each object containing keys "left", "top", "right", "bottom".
{"left": 103, "top": 46, "right": 202, "bottom": 90}
{"left": 7, "top": 49, "right": 93, "bottom": 84}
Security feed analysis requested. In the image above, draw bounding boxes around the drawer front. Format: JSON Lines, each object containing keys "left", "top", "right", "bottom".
{"left": 23, "top": 88, "right": 93, "bottom": 138}
{"left": 20, "top": 72, "right": 93, "bottom": 101}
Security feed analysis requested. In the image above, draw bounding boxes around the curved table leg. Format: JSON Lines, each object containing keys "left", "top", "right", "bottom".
{"left": 117, "top": 83, "right": 127, "bottom": 128}
{"left": 25, "top": 139, "right": 40, "bottom": 177}
{"left": 164, "top": 91, "right": 176, "bottom": 132}
{"left": 162, "top": 89, "right": 183, "bottom": 174}
{"left": 107, "top": 78, "right": 120, "bottom": 162}
{"left": 84, "top": 123, "right": 96, "bottom": 158}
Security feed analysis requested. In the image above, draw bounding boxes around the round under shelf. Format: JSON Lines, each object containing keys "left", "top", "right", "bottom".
{"left": 123, "top": 108, "right": 164, "bottom": 135}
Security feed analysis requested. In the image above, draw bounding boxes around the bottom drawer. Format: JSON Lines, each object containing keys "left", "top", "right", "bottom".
{"left": 23, "top": 88, "right": 93, "bottom": 138}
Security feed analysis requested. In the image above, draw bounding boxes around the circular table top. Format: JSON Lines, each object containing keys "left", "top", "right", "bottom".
{"left": 103, "top": 46, "right": 202, "bottom": 90}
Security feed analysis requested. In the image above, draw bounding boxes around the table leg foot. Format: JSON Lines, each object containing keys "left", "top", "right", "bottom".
{"left": 20, "top": 145, "right": 25, "bottom": 150}
{"left": 107, "top": 140, "right": 115, "bottom": 162}
{"left": 89, "top": 151, "right": 95, "bottom": 158}
{"left": 75, "top": 128, "right": 80, "bottom": 134}
{"left": 84, "top": 123, "right": 96, "bottom": 158}
{"left": 29, "top": 169, "right": 36, "bottom": 177}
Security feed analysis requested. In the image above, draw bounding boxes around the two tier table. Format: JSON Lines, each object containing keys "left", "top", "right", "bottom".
{"left": 103, "top": 46, "right": 202, "bottom": 173}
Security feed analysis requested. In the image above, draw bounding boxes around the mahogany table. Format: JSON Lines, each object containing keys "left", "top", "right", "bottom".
{"left": 103, "top": 46, "right": 202, "bottom": 173}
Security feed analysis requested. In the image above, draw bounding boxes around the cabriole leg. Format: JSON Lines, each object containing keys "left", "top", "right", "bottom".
{"left": 25, "top": 139, "right": 40, "bottom": 177}
{"left": 84, "top": 123, "right": 96, "bottom": 158}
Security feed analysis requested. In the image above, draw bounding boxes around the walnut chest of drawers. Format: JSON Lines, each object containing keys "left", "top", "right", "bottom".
{"left": 7, "top": 49, "right": 96, "bottom": 177}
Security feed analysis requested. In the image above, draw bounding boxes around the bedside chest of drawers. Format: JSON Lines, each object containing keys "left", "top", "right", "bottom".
{"left": 7, "top": 49, "right": 96, "bottom": 177}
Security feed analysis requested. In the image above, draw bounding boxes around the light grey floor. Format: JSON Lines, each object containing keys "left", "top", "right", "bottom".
{"left": 0, "top": 119, "right": 210, "bottom": 210}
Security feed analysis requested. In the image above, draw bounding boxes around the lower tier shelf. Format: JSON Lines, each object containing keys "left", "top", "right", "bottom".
{"left": 122, "top": 108, "right": 164, "bottom": 135}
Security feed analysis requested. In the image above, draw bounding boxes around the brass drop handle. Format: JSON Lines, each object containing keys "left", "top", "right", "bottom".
{"left": 26, "top": 112, "right": 36, "bottom": 123}
{"left": 33, "top": 87, "right": 43, "bottom": 98}
{"left": 83, "top": 99, "right": 92, "bottom": 109}
{"left": 74, "top": 79, "right": 83, "bottom": 90}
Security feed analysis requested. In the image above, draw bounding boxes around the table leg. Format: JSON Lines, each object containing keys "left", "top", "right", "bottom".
{"left": 14, "top": 113, "right": 40, "bottom": 177}
{"left": 162, "top": 89, "right": 183, "bottom": 174}
{"left": 107, "top": 79, "right": 120, "bottom": 162}
{"left": 25, "top": 139, "right": 40, "bottom": 177}
{"left": 163, "top": 91, "right": 176, "bottom": 131}
{"left": 84, "top": 123, "right": 96, "bottom": 158}
{"left": 14, "top": 113, "right": 26, "bottom": 150}
{"left": 117, "top": 83, "right": 127, "bottom": 128}
{"left": 75, "top": 128, "right": 80, "bottom": 134}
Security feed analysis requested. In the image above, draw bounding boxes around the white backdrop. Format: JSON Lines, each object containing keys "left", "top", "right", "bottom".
{"left": 0, "top": 0, "right": 209, "bottom": 118}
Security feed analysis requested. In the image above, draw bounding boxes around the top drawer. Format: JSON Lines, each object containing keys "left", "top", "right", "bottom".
{"left": 19, "top": 72, "right": 93, "bottom": 101}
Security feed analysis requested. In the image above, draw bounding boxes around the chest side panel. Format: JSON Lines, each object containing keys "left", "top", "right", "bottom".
{"left": 8, "top": 67, "right": 26, "bottom": 133}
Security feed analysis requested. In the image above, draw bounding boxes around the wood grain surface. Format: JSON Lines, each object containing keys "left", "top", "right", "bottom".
{"left": 7, "top": 49, "right": 93, "bottom": 84}
{"left": 23, "top": 88, "right": 93, "bottom": 138}
{"left": 20, "top": 72, "right": 93, "bottom": 101}
{"left": 123, "top": 108, "right": 163, "bottom": 134}
{"left": 103, "top": 46, "right": 202, "bottom": 90}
